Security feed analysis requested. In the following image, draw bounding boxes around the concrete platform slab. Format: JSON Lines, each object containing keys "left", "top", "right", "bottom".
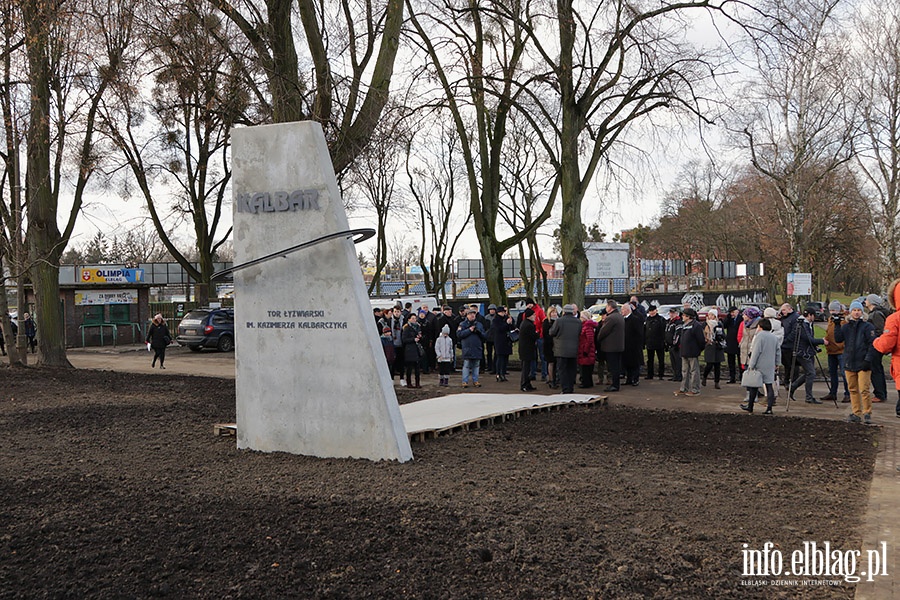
{"left": 400, "top": 393, "right": 604, "bottom": 441}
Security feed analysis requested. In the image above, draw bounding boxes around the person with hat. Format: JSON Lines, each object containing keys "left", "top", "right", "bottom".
{"left": 675, "top": 307, "right": 706, "bottom": 396}
{"left": 644, "top": 304, "right": 666, "bottom": 380}
{"left": 457, "top": 309, "right": 486, "bottom": 388}
{"left": 822, "top": 301, "right": 850, "bottom": 403}
{"left": 664, "top": 307, "right": 683, "bottom": 382}
{"left": 484, "top": 304, "right": 498, "bottom": 373}
{"left": 864, "top": 294, "right": 890, "bottom": 402}
{"left": 490, "top": 306, "right": 514, "bottom": 381}
{"left": 595, "top": 300, "right": 625, "bottom": 392}
{"left": 723, "top": 307, "right": 741, "bottom": 383}
{"left": 836, "top": 300, "right": 877, "bottom": 423}
{"left": 550, "top": 304, "right": 581, "bottom": 393}
{"left": 788, "top": 308, "right": 827, "bottom": 404}
{"left": 518, "top": 308, "right": 539, "bottom": 391}
{"left": 434, "top": 324, "right": 455, "bottom": 387}
{"left": 873, "top": 279, "right": 900, "bottom": 417}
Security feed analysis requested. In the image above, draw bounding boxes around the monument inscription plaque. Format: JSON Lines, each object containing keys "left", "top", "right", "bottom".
{"left": 232, "top": 121, "right": 412, "bottom": 462}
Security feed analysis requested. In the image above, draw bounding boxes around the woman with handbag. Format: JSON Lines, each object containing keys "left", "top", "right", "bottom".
{"left": 741, "top": 317, "right": 779, "bottom": 414}
{"left": 146, "top": 314, "right": 172, "bottom": 370}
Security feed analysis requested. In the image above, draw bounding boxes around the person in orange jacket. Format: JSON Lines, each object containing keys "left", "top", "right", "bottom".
{"left": 873, "top": 278, "right": 900, "bottom": 417}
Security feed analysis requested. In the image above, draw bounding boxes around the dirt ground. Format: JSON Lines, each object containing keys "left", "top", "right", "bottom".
{"left": 0, "top": 363, "right": 878, "bottom": 599}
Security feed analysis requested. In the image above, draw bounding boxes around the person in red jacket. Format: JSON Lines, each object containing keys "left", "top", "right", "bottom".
{"left": 874, "top": 278, "right": 900, "bottom": 417}
{"left": 577, "top": 310, "right": 598, "bottom": 388}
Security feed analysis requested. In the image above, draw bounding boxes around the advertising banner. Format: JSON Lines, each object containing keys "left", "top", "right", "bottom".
{"left": 75, "top": 289, "right": 139, "bottom": 306}
{"left": 787, "top": 273, "right": 812, "bottom": 296}
{"left": 79, "top": 268, "right": 144, "bottom": 284}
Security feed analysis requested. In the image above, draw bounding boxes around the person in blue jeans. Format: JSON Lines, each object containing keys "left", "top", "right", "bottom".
{"left": 458, "top": 309, "right": 486, "bottom": 388}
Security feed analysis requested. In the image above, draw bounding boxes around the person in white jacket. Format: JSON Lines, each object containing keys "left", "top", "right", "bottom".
{"left": 435, "top": 325, "right": 455, "bottom": 387}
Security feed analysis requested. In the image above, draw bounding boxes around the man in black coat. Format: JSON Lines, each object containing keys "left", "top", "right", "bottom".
{"left": 518, "top": 308, "right": 539, "bottom": 391}
{"left": 644, "top": 304, "right": 666, "bottom": 380}
{"left": 675, "top": 308, "right": 706, "bottom": 396}
{"left": 596, "top": 300, "right": 625, "bottom": 392}
{"left": 664, "top": 308, "right": 683, "bottom": 382}
{"left": 549, "top": 304, "right": 581, "bottom": 393}
{"left": 723, "top": 306, "right": 741, "bottom": 383}
{"left": 779, "top": 303, "right": 800, "bottom": 386}
{"left": 789, "top": 308, "right": 826, "bottom": 404}
{"left": 622, "top": 303, "right": 645, "bottom": 386}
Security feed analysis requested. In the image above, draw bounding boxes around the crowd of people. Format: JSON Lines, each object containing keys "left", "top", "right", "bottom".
{"left": 375, "top": 283, "right": 900, "bottom": 424}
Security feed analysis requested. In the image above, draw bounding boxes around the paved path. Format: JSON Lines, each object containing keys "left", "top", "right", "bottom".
{"left": 49, "top": 348, "right": 900, "bottom": 595}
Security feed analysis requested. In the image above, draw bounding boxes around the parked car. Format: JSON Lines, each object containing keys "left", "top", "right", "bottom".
{"left": 697, "top": 305, "right": 723, "bottom": 322}
{"left": 655, "top": 304, "right": 682, "bottom": 320}
{"left": 805, "top": 301, "right": 827, "bottom": 322}
{"left": 176, "top": 308, "right": 235, "bottom": 352}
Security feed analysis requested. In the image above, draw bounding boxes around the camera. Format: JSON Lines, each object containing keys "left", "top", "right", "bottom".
{"left": 831, "top": 314, "right": 842, "bottom": 322}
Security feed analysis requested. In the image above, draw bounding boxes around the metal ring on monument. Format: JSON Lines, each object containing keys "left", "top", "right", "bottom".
{"left": 211, "top": 228, "right": 376, "bottom": 281}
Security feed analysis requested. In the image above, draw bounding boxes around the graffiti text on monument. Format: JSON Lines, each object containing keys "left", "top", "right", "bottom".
{"left": 236, "top": 189, "right": 321, "bottom": 213}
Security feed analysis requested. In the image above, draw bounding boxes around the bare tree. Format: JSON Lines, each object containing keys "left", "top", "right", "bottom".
{"left": 480, "top": 0, "right": 748, "bottom": 308}
{"left": 850, "top": 0, "right": 900, "bottom": 285}
{"left": 342, "top": 106, "right": 407, "bottom": 296}
{"left": 208, "top": 0, "right": 405, "bottom": 174}
{"left": 22, "top": 0, "right": 130, "bottom": 366}
{"left": 101, "top": 0, "right": 250, "bottom": 306}
{"left": 405, "top": 114, "right": 472, "bottom": 303}
{"left": 738, "top": 0, "right": 855, "bottom": 285}
{"left": 406, "top": 0, "right": 556, "bottom": 306}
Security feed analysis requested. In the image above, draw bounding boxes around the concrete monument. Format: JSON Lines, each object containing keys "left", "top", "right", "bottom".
{"left": 232, "top": 121, "right": 412, "bottom": 462}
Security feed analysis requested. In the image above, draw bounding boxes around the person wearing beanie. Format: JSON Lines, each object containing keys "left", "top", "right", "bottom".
{"left": 874, "top": 279, "right": 900, "bottom": 417}
{"left": 821, "top": 302, "right": 850, "bottom": 403}
{"left": 836, "top": 301, "right": 877, "bottom": 423}
{"left": 741, "top": 317, "right": 779, "bottom": 414}
{"left": 381, "top": 326, "right": 396, "bottom": 372}
{"left": 518, "top": 308, "right": 539, "bottom": 391}
{"left": 434, "top": 324, "right": 455, "bottom": 387}
{"left": 864, "top": 294, "right": 890, "bottom": 402}
{"left": 489, "top": 306, "right": 514, "bottom": 381}
{"left": 146, "top": 313, "right": 171, "bottom": 369}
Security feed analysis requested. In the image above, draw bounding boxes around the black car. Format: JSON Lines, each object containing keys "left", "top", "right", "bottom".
{"left": 176, "top": 308, "right": 235, "bottom": 352}
{"left": 804, "top": 301, "right": 827, "bottom": 322}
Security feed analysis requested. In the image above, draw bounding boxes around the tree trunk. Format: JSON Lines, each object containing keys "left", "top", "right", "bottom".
{"left": 480, "top": 238, "right": 507, "bottom": 307}
{"left": 0, "top": 257, "right": 22, "bottom": 367}
{"left": 24, "top": 1, "right": 71, "bottom": 367}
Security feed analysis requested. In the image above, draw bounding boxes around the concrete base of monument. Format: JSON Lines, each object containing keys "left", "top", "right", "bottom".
{"left": 401, "top": 393, "right": 607, "bottom": 442}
